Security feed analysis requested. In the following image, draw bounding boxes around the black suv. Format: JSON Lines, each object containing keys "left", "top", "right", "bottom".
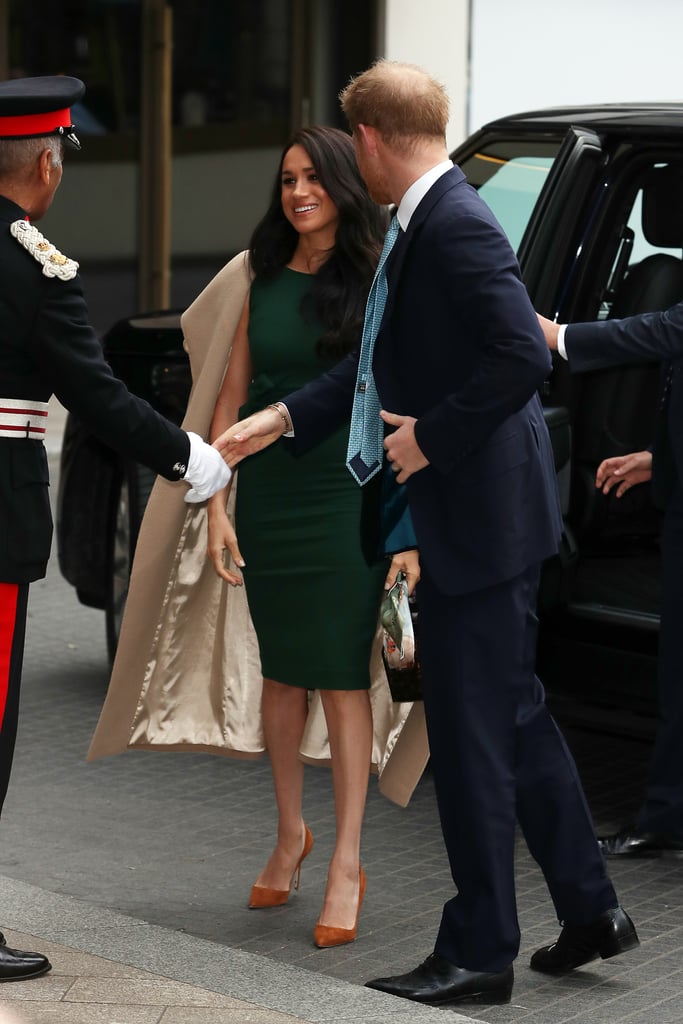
{"left": 58, "top": 104, "right": 683, "bottom": 724}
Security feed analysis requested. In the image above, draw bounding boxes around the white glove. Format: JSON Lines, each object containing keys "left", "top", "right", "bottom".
{"left": 183, "top": 431, "right": 232, "bottom": 503}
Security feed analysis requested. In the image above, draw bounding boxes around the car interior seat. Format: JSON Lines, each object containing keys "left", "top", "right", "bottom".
{"left": 571, "top": 161, "right": 683, "bottom": 538}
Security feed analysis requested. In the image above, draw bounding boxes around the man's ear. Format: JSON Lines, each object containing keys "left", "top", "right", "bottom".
{"left": 37, "top": 148, "right": 53, "bottom": 185}
{"left": 356, "top": 123, "right": 380, "bottom": 156}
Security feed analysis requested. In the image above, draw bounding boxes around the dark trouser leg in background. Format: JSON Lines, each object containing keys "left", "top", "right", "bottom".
{"left": 637, "top": 488, "right": 683, "bottom": 837}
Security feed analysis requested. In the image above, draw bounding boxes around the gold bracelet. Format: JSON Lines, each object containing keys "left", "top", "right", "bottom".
{"left": 267, "top": 402, "right": 291, "bottom": 432}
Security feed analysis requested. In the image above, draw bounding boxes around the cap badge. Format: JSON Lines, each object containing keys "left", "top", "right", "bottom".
{"left": 9, "top": 220, "right": 79, "bottom": 281}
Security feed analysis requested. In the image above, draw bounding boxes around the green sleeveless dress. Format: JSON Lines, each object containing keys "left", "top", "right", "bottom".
{"left": 235, "top": 269, "right": 386, "bottom": 690}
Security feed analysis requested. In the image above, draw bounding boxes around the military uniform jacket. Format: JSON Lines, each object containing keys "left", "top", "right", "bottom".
{"left": 0, "top": 194, "right": 189, "bottom": 584}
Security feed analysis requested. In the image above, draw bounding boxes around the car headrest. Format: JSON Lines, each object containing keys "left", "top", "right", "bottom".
{"left": 611, "top": 253, "right": 683, "bottom": 319}
{"left": 642, "top": 163, "right": 683, "bottom": 248}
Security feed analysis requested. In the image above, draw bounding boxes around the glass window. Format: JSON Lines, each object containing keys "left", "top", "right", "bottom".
{"left": 460, "top": 139, "right": 562, "bottom": 253}
{"left": 599, "top": 160, "right": 683, "bottom": 320}
{"left": 172, "top": 1, "right": 291, "bottom": 138}
{"left": 9, "top": 0, "right": 141, "bottom": 136}
{"left": 8, "top": 0, "right": 293, "bottom": 152}
{"left": 627, "top": 192, "right": 682, "bottom": 264}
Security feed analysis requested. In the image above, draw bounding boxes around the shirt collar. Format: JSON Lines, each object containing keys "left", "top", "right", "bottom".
{"left": 396, "top": 160, "right": 454, "bottom": 231}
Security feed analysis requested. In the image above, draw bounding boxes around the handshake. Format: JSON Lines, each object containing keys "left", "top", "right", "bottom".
{"left": 182, "top": 406, "right": 290, "bottom": 503}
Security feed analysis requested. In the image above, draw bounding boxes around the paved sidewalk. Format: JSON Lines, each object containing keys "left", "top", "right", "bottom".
{"left": 0, "top": 877, "right": 474, "bottom": 1024}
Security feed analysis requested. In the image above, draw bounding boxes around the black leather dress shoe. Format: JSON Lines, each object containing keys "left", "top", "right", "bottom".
{"left": 531, "top": 906, "right": 639, "bottom": 974}
{"left": 365, "top": 953, "right": 513, "bottom": 1005}
{"left": 599, "top": 827, "right": 683, "bottom": 858}
{"left": 0, "top": 942, "right": 51, "bottom": 982}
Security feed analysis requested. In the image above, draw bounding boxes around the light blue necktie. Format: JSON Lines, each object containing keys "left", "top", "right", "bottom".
{"left": 346, "top": 214, "right": 401, "bottom": 485}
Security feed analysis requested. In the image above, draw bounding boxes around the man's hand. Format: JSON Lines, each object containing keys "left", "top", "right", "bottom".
{"left": 381, "top": 410, "right": 429, "bottom": 483}
{"left": 213, "top": 407, "right": 286, "bottom": 468}
{"left": 183, "top": 432, "right": 232, "bottom": 503}
{"left": 385, "top": 548, "right": 420, "bottom": 595}
{"left": 537, "top": 314, "right": 560, "bottom": 350}
{"left": 596, "top": 450, "right": 653, "bottom": 497}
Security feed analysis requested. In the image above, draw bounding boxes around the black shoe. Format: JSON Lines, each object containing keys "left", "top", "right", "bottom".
{"left": 599, "top": 827, "right": 683, "bottom": 859}
{"left": 365, "top": 952, "right": 513, "bottom": 1005}
{"left": 0, "top": 942, "right": 51, "bottom": 982}
{"left": 531, "top": 906, "right": 639, "bottom": 974}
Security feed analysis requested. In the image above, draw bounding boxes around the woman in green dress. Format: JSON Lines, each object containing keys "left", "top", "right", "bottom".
{"left": 206, "top": 127, "right": 419, "bottom": 947}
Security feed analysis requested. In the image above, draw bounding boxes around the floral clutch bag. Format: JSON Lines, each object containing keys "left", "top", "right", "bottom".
{"left": 380, "top": 570, "right": 422, "bottom": 702}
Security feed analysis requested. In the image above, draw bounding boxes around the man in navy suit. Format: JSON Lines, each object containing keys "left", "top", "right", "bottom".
{"left": 217, "top": 61, "right": 638, "bottom": 1006}
{"left": 541, "top": 306, "right": 683, "bottom": 860}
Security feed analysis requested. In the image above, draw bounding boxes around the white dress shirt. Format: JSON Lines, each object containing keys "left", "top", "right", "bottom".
{"left": 396, "top": 159, "right": 454, "bottom": 230}
{"left": 557, "top": 324, "right": 569, "bottom": 359}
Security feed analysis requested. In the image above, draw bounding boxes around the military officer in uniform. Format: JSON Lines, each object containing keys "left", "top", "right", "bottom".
{"left": 0, "top": 75, "right": 231, "bottom": 980}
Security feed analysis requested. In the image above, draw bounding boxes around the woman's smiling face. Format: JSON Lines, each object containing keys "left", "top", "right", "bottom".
{"left": 280, "top": 144, "right": 339, "bottom": 239}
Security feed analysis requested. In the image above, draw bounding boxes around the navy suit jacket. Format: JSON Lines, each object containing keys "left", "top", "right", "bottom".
{"left": 286, "top": 166, "right": 562, "bottom": 596}
{"left": 566, "top": 302, "right": 683, "bottom": 507}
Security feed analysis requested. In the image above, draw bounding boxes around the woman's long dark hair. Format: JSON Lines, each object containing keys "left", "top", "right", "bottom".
{"left": 249, "top": 125, "right": 388, "bottom": 361}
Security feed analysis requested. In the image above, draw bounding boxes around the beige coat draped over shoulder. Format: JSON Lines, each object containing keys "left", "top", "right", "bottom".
{"left": 87, "top": 252, "right": 429, "bottom": 807}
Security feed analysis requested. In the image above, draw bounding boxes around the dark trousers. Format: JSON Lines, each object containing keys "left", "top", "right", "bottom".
{"left": 0, "top": 583, "right": 28, "bottom": 817}
{"left": 637, "top": 488, "right": 683, "bottom": 837}
{"left": 417, "top": 564, "right": 616, "bottom": 972}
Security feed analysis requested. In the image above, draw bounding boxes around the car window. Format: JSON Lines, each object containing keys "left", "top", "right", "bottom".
{"left": 627, "top": 193, "right": 682, "bottom": 264}
{"left": 598, "top": 159, "right": 683, "bottom": 320}
{"left": 459, "top": 139, "right": 562, "bottom": 252}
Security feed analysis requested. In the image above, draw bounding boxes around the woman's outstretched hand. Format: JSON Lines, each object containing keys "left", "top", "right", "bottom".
{"left": 213, "top": 407, "right": 286, "bottom": 467}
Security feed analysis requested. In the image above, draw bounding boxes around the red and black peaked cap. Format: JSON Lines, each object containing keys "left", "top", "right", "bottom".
{"left": 0, "top": 75, "right": 85, "bottom": 150}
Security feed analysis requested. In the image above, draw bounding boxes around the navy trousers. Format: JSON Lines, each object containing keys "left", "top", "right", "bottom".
{"left": 417, "top": 563, "right": 616, "bottom": 972}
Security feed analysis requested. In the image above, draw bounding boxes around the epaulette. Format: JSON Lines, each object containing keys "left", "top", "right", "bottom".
{"left": 10, "top": 219, "right": 79, "bottom": 281}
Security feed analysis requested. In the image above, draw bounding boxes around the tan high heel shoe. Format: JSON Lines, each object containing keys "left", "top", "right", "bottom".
{"left": 248, "top": 824, "right": 314, "bottom": 909}
{"left": 313, "top": 866, "right": 366, "bottom": 948}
